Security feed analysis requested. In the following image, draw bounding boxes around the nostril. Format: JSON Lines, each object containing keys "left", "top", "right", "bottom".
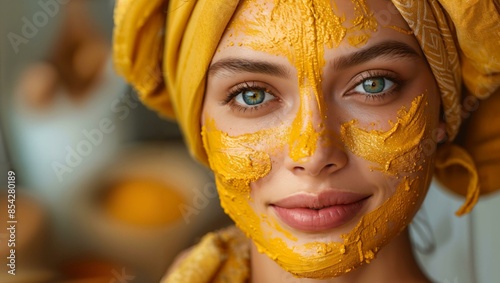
{"left": 293, "top": 166, "right": 305, "bottom": 172}
{"left": 293, "top": 163, "right": 337, "bottom": 176}
{"left": 322, "top": 164, "right": 337, "bottom": 173}
{"left": 287, "top": 148, "right": 347, "bottom": 176}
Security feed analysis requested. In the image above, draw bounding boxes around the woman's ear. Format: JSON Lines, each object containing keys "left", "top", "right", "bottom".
{"left": 436, "top": 121, "right": 447, "bottom": 144}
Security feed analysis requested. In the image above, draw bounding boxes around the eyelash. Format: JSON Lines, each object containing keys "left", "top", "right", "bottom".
{"left": 222, "top": 81, "right": 278, "bottom": 112}
{"left": 348, "top": 70, "right": 401, "bottom": 102}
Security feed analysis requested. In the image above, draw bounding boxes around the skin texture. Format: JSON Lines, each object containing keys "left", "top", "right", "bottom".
{"left": 201, "top": 0, "right": 444, "bottom": 281}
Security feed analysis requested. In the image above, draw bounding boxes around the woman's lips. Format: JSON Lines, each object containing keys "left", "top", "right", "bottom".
{"left": 270, "top": 191, "right": 370, "bottom": 232}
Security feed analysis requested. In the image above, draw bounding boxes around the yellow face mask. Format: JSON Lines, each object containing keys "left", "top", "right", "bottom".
{"left": 201, "top": 0, "right": 441, "bottom": 278}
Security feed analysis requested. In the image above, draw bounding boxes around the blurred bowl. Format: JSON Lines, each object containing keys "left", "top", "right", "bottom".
{"left": 65, "top": 142, "right": 223, "bottom": 281}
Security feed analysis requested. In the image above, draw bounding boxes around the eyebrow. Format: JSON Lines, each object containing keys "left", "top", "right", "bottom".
{"left": 332, "top": 40, "right": 421, "bottom": 71}
{"left": 208, "top": 41, "right": 420, "bottom": 78}
{"left": 208, "top": 58, "right": 290, "bottom": 78}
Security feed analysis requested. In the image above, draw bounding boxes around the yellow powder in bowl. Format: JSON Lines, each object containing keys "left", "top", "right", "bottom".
{"left": 103, "top": 179, "right": 186, "bottom": 227}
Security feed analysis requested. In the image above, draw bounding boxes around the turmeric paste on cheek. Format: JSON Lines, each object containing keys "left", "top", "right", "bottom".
{"left": 341, "top": 94, "right": 430, "bottom": 176}
{"left": 201, "top": 119, "right": 293, "bottom": 262}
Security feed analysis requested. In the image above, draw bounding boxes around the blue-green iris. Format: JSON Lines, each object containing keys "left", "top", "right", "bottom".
{"left": 362, "top": 77, "right": 385, "bottom": 93}
{"left": 242, "top": 89, "right": 266, "bottom": 105}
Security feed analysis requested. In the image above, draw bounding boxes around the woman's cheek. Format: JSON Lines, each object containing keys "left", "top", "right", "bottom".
{"left": 201, "top": 119, "right": 275, "bottom": 185}
{"left": 201, "top": 118, "right": 295, "bottom": 250}
{"left": 201, "top": 118, "right": 288, "bottom": 220}
{"left": 341, "top": 93, "right": 433, "bottom": 178}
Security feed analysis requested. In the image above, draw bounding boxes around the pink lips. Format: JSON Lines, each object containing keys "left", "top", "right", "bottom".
{"left": 271, "top": 191, "right": 370, "bottom": 232}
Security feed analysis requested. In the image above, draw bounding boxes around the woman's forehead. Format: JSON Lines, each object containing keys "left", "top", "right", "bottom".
{"left": 218, "top": 0, "right": 409, "bottom": 49}
{"left": 214, "top": 0, "right": 416, "bottom": 69}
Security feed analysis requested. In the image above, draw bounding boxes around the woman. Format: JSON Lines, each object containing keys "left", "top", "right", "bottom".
{"left": 113, "top": 0, "right": 500, "bottom": 282}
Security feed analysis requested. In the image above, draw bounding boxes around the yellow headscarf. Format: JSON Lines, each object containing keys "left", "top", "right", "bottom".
{"left": 113, "top": 0, "right": 500, "bottom": 214}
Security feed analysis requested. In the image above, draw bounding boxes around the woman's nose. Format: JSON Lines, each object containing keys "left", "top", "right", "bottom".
{"left": 285, "top": 87, "right": 348, "bottom": 177}
{"left": 285, "top": 131, "right": 348, "bottom": 177}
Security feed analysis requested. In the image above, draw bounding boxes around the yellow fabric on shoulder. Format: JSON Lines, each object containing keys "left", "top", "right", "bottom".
{"left": 162, "top": 226, "right": 250, "bottom": 283}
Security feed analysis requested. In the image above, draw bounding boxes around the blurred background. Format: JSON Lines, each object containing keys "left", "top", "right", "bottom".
{"left": 0, "top": 1, "right": 499, "bottom": 283}
{"left": 0, "top": 1, "right": 232, "bottom": 282}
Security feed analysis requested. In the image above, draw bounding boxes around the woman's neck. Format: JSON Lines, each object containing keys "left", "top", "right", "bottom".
{"left": 250, "top": 229, "right": 430, "bottom": 283}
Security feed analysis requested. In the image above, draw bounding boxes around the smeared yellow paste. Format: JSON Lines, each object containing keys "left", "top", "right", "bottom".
{"left": 384, "top": 25, "right": 414, "bottom": 35}
{"left": 202, "top": 0, "right": 435, "bottom": 279}
{"left": 341, "top": 95, "right": 428, "bottom": 176}
{"left": 347, "top": 0, "right": 378, "bottom": 46}
{"left": 201, "top": 120, "right": 274, "bottom": 185}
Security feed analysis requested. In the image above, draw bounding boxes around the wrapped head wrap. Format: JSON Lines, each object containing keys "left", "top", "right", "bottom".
{"left": 113, "top": 0, "right": 500, "bottom": 214}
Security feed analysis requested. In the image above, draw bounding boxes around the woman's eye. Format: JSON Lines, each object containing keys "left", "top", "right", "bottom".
{"left": 234, "top": 88, "right": 275, "bottom": 107}
{"left": 354, "top": 77, "right": 394, "bottom": 95}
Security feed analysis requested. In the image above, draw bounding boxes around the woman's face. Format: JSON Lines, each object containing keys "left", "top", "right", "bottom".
{"left": 202, "top": 0, "right": 442, "bottom": 278}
